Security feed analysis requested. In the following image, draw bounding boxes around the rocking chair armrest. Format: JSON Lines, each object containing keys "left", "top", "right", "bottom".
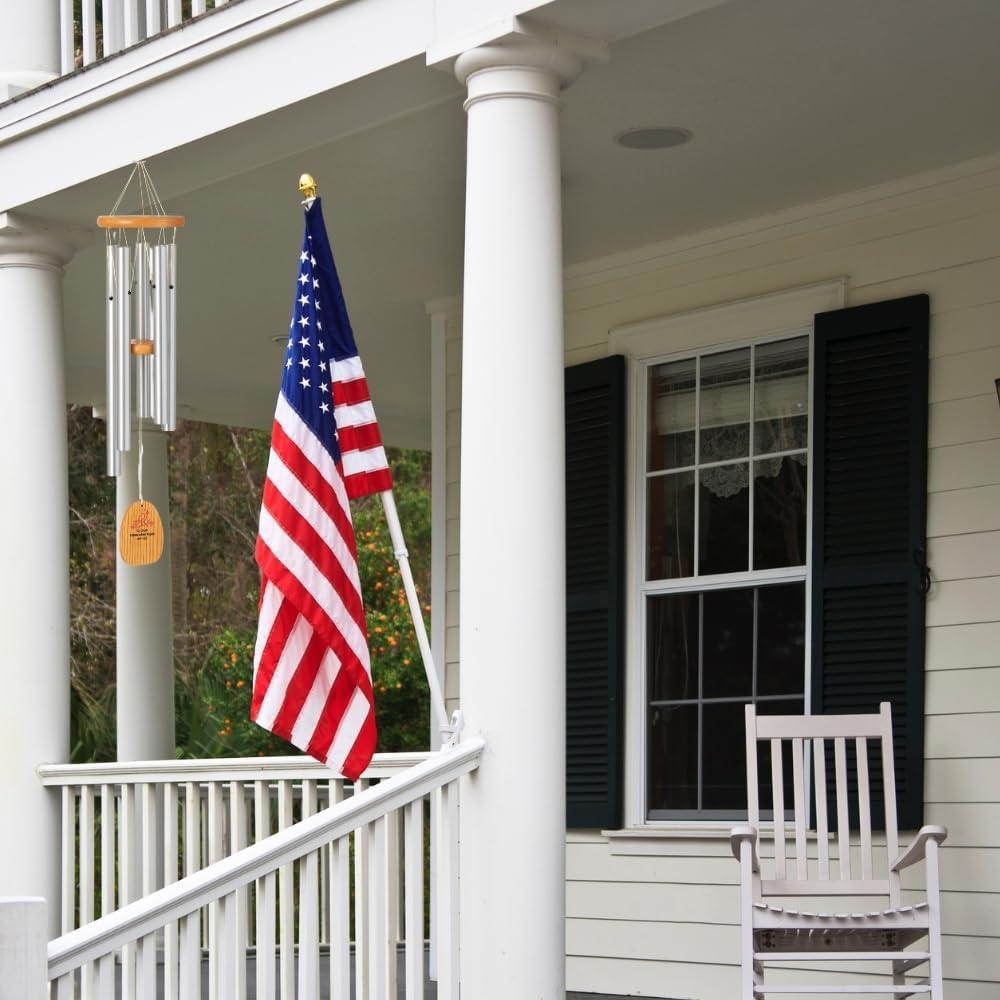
{"left": 891, "top": 825, "right": 948, "bottom": 872}
{"left": 730, "top": 824, "right": 760, "bottom": 872}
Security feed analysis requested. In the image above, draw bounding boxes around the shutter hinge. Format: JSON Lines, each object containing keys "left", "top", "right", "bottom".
{"left": 914, "top": 547, "right": 931, "bottom": 595}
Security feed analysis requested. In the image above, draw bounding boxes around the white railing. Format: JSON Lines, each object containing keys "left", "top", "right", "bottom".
{"left": 59, "top": 0, "right": 232, "bottom": 74}
{"left": 39, "top": 752, "right": 431, "bottom": 940}
{"left": 42, "top": 738, "right": 481, "bottom": 999}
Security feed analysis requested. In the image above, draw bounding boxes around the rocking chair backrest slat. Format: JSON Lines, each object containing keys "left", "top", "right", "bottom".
{"left": 770, "top": 739, "right": 786, "bottom": 879}
{"left": 744, "top": 702, "right": 901, "bottom": 899}
{"left": 813, "top": 737, "right": 830, "bottom": 879}
{"left": 856, "top": 737, "right": 873, "bottom": 880}
{"left": 792, "top": 738, "right": 807, "bottom": 879}
{"left": 745, "top": 704, "right": 760, "bottom": 830}
{"left": 834, "top": 736, "right": 851, "bottom": 880}
{"left": 880, "top": 703, "right": 901, "bottom": 905}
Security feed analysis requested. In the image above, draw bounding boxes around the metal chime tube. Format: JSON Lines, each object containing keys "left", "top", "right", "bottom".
{"left": 135, "top": 239, "right": 152, "bottom": 420}
{"left": 151, "top": 244, "right": 169, "bottom": 429}
{"left": 148, "top": 244, "right": 162, "bottom": 426}
{"left": 105, "top": 245, "right": 120, "bottom": 477}
{"left": 164, "top": 243, "right": 177, "bottom": 431}
{"left": 114, "top": 243, "right": 132, "bottom": 463}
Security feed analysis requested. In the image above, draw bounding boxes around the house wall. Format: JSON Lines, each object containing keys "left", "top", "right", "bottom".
{"left": 442, "top": 153, "right": 1000, "bottom": 998}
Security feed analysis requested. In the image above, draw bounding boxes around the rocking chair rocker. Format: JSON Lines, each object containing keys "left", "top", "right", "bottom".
{"left": 731, "top": 703, "right": 947, "bottom": 997}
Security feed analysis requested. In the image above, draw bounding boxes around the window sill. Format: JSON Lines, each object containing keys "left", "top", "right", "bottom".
{"left": 602, "top": 824, "right": 736, "bottom": 855}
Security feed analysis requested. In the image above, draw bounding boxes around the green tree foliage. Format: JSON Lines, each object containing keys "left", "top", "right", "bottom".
{"left": 66, "top": 405, "right": 432, "bottom": 762}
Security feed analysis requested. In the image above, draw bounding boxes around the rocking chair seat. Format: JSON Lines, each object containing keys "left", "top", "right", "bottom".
{"left": 753, "top": 900, "right": 930, "bottom": 952}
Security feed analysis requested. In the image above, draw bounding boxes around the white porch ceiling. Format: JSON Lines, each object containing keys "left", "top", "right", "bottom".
{"left": 25, "top": 0, "right": 1000, "bottom": 447}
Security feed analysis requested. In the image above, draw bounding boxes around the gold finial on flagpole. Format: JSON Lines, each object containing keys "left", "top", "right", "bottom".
{"left": 299, "top": 173, "right": 317, "bottom": 203}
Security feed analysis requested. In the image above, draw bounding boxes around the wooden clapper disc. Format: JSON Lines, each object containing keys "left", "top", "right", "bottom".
{"left": 119, "top": 500, "right": 165, "bottom": 566}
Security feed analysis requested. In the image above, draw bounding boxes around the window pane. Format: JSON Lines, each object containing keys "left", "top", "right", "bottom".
{"left": 647, "top": 472, "right": 695, "bottom": 579}
{"left": 648, "top": 704, "right": 698, "bottom": 812}
{"left": 754, "top": 336, "right": 808, "bottom": 454}
{"left": 648, "top": 594, "right": 699, "bottom": 702}
{"left": 648, "top": 359, "right": 696, "bottom": 470}
{"left": 753, "top": 454, "right": 807, "bottom": 569}
{"left": 702, "top": 588, "right": 753, "bottom": 698}
{"left": 702, "top": 701, "right": 748, "bottom": 810}
{"left": 756, "top": 584, "right": 806, "bottom": 697}
{"left": 698, "top": 463, "right": 749, "bottom": 574}
{"left": 700, "top": 348, "right": 750, "bottom": 463}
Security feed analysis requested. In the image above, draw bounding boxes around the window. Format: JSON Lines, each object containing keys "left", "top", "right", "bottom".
{"left": 641, "top": 335, "right": 810, "bottom": 818}
{"left": 565, "top": 284, "right": 926, "bottom": 832}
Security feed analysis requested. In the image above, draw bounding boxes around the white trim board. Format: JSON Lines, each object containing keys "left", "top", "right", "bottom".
{"left": 610, "top": 279, "right": 845, "bottom": 359}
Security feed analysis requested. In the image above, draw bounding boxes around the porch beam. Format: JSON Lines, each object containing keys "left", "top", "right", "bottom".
{"left": 454, "top": 33, "right": 584, "bottom": 1000}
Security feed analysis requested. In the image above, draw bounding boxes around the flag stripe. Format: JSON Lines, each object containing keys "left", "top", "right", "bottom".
{"left": 331, "top": 356, "right": 364, "bottom": 382}
{"left": 333, "top": 399, "right": 377, "bottom": 429}
{"left": 332, "top": 377, "right": 372, "bottom": 407}
{"left": 342, "top": 445, "right": 391, "bottom": 478}
{"left": 336, "top": 422, "right": 384, "bottom": 453}
{"left": 344, "top": 467, "right": 393, "bottom": 499}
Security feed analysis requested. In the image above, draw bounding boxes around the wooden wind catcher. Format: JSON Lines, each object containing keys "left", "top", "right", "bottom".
{"left": 100, "top": 161, "right": 184, "bottom": 478}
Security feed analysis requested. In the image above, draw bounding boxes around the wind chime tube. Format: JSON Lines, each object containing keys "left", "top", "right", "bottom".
{"left": 135, "top": 241, "right": 152, "bottom": 420}
{"left": 148, "top": 244, "right": 162, "bottom": 426}
{"left": 152, "top": 243, "right": 171, "bottom": 430}
{"left": 113, "top": 243, "right": 132, "bottom": 460}
{"left": 164, "top": 242, "right": 177, "bottom": 431}
{"left": 105, "top": 245, "right": 121, "bottom": 477}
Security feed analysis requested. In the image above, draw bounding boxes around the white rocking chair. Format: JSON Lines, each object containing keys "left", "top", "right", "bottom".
{"left": 731, "top": 702, "right": 947, "bottom": 997}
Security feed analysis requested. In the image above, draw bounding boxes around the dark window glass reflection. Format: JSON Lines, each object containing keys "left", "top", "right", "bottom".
{"left": 648, "top": 704, "right": 698, "bottom": 811}
{"left": 702, "top": 588, "right": 753, "bottom": 698}
{"left": 648, "top": 594, "right": 699, "bottom": 702}
{"left": 648, "top": 472, "right": 695, "bottom": 580}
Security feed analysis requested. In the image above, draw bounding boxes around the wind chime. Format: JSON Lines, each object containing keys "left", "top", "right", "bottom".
{"left": 98, "top": 162, "right": 184, "bottom": 566}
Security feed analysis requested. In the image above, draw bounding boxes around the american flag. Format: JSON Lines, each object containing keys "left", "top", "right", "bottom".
{"left": 251, "top": 198, "right": 391, "bottom": 780}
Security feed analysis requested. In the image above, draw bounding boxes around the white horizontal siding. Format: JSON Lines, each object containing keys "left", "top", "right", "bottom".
{"left": 926, "top": 622, "right": 1000, "bottom": 670}
{"left": 558, "top": 157, "right": 1000, "bottom": 998}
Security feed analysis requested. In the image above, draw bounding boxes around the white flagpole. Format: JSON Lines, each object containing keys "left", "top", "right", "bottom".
{"left": 379, "top": 489, "right": 451, "bottom": 736}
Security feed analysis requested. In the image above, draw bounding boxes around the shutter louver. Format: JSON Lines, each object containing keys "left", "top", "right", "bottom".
{"left": 566, "top": 356, "right": 626, "bottom": 829}
{"left": 812, "top": 295, "right": 929, "bottom": 832}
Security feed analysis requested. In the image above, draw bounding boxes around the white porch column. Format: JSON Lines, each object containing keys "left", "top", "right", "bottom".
{"left": 116, "top": 425, "right": 175, "bottom": 761}
{"left": 454, "top": 38, "right": 580, "bottom": 999}
{"left": 0, "top": 215, "right": 75, "bottom": 928}
{"left": 0, "top": 1, "right": 60, "bottom": 100}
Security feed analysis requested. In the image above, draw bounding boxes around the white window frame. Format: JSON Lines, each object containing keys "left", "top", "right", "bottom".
{"left": 608, "top": 280, "right": 845, "bottom": 835}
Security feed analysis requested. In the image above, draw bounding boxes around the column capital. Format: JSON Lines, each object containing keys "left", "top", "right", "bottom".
{"left": 454, "top": 24, "right": 605, "bottom": 110}
{"left": 0, "top": 212, "right": 92, "bottom": 269}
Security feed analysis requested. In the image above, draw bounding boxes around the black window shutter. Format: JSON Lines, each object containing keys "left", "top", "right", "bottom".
{"left": 811, "top": 295, "right": 929, "bottom": 831}
{"left": 565, "top": 355, "right": 626, "bottom": 829}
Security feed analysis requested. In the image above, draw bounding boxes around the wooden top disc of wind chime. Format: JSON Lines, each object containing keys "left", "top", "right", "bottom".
{"left": 97, "top": 214, "right": 186, "bottom": 229}
{"left": 119, "top": 499, "right": 165, "bottom": 566}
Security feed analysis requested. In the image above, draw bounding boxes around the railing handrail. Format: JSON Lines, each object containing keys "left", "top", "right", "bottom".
{"left": 47, "top": 737, "right": 484, "bottom": 980}
{"left": 38, "top": 750, "right": 433, "bottom": 785}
